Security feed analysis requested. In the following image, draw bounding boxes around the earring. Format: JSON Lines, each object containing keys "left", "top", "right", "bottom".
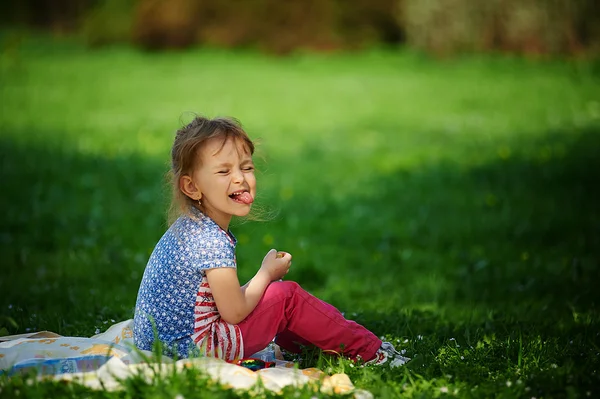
{"left": 198, "top": 198, "right": 202, "bottom": 206}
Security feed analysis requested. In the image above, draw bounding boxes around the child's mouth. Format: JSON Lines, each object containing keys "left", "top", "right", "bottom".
{"left": 229, "top": 190, "right": 254, "bottom": 205}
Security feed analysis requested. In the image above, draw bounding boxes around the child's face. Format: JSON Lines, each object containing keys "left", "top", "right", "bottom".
{"left": 191, "top": 137, "right": 256, "bottom": 229}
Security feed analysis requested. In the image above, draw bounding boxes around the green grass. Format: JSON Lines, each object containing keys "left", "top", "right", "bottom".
{"left": 1, "top": 32, "right": 599, "bottom": 397}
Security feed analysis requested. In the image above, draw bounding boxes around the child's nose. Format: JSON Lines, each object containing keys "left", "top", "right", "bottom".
{"left": 232, "top": 168, "right": 245, "bottom": 183}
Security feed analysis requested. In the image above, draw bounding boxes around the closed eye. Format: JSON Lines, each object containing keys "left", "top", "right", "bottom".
{"left": 217, "top": 170, "right": 229, "bottom": 175}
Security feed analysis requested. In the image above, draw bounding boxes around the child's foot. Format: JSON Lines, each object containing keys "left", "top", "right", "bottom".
{"left": 365, "top": 342, "right": 410, "bottom": 368}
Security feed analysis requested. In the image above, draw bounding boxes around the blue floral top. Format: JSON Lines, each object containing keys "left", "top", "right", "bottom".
{"left": 133, "top": 207, "right": 244, "bottom": 360}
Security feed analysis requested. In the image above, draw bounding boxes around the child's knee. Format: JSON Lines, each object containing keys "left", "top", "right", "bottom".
{"left": 265, "top": 280, "right": 299, "bottom": 298}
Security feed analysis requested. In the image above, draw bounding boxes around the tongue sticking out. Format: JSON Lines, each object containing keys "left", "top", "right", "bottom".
{"left": 235, "top": 192, "right": 254, "bottom": 204}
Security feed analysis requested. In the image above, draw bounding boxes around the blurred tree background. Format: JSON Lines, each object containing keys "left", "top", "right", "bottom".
{"left": 1, "top": 0, "right": 599, "bottom": 56}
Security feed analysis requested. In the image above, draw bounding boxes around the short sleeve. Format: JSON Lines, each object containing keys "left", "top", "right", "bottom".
{"left": 194, "top": 234, "right": 236, "bottom": 271}
{"left": 179, "top": 214, "right": 237, "bottom": 273}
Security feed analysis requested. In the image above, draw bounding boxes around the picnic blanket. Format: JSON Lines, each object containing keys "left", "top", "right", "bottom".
{"left": 0, "top": 320, "right": 372, "bottom": 398}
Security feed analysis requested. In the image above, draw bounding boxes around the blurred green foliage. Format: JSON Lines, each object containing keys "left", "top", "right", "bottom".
{"left": 1, "top": 0, "right": 600, "bottom": 56}
{"left": 81, "top": 0, "right": 135, "bottom": 47}
{"left": 402, "top": 0, "right": 600, "bottom": 55}
{"left": 0, "top": 34, "right": 599, "bottom": 397}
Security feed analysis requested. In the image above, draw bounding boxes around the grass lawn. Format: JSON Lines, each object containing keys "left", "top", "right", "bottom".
{"left": 1, "top": 32, "right": 599, "bottom": 397}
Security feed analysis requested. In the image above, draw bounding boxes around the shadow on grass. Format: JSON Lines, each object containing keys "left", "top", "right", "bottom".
{"left": 373, "top": 127, "right": 600, "bottom": 315}
{"left": 1, "top": 126, "right": 599, "bottom": 395}
{"left": 259, "top": 127, "right": 600, "bottom": 394}
{"left": 247, "top": 127, "right": 600, "bottom": 372}
{"left": 1, "top": 127, "right": 598, "bottom": 324}
{"left": 0, "top": 134, "right": 168, "bottom": 335}
{"left": 259, "top": 127, "right": 599, "bottom": 314}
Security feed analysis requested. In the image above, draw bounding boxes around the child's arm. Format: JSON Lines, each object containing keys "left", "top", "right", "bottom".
{"left": 206, "top": 249, "right": 291, "bottom": 325}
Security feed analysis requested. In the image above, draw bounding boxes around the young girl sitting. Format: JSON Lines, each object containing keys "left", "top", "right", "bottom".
{"left": 133, "top": 116, "right": 409, "bottom": 367}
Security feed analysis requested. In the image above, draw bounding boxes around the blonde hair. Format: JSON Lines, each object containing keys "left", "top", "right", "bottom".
{"left": 168, "top": 116, "right": 255, "bottom": 225}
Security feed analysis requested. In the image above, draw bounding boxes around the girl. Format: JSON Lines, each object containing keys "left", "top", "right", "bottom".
{"left": 133, "top": 116, "right": 409, "bottom": 367}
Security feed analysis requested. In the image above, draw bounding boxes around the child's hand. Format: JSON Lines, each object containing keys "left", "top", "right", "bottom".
{"left": 260, "top": 249, "right": 292, "bottom": 281}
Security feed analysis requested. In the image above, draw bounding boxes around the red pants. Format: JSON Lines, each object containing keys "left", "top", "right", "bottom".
{"left": 237, "top": 281, "right": 381, "bottom": 361}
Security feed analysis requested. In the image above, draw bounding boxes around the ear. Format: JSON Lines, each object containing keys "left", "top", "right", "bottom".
{"left": 179, "top": 174, "right": 202, "bottom": 201}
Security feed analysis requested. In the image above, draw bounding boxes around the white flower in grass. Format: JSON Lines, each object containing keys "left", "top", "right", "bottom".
{"left": 506, "top": 380, "right": 512, "bottom": 387}
{"left": 174, "top": 394, "right": 184, "bottom": 399}
{"left": 440, "top": 386, "right": 448, "bottom": 393}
